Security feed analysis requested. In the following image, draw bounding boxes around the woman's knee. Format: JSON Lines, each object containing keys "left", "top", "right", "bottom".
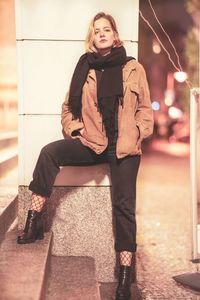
{"left": 40, "top": 141, "right": 57, "bottom": 158}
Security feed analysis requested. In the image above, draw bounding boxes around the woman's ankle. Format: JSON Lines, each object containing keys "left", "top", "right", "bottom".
{"left": 30, "top": 193, "right": 46, "bottom": 212}
{"left": 119, "top": 251, "right": 133, "bottom": 266}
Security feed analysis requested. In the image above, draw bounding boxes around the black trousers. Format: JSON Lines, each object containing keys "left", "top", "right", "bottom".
{"left": 29, "top": 137, "right": 141, "bottom": 252}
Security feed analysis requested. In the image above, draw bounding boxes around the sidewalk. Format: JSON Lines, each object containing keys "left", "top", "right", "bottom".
{"left": 136, "top": 140, "right": 200, "bottom": 299}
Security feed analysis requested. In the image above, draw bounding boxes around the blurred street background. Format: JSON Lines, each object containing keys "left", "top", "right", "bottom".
{"left": 136, "top": 141, "right": 196, "bottom": 299}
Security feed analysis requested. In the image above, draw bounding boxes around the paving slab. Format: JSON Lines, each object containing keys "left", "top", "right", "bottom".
{"left": 99, "top": 282, "right": 143, "bottom": 300}
{"left": 45, "top": 256, "right": 101, "bottom": 300}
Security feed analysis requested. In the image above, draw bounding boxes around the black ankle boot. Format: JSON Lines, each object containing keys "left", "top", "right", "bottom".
{"left": 17, "top": 209, "right": 45, "bottom": 244}
{"left": 116, "top": 266, "right": 131, "bottom": 300}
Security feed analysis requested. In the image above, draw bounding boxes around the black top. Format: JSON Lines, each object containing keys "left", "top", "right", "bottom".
{"left": 95, "top": 69, "right": 118, "bottom": 149}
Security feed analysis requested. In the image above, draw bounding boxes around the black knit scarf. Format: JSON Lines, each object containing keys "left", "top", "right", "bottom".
{"left": 68, "top": 46, "right": 134, "bottom": 138}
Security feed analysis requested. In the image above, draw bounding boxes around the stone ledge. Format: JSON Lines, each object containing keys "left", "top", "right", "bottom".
{"left": 18, "top": 186, "right": 117, "bottom": 282}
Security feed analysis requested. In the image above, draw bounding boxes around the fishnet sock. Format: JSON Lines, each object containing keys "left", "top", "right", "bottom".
{"left": 120, "top": 251, "right": 133, "bottom": 266}
{"left": 30, "top": 193, "right": 46, "bottom": 212}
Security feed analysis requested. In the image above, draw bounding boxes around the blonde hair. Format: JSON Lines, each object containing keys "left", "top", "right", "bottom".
{"left": 85, "top": 12, "right": 123, "bottom": 53}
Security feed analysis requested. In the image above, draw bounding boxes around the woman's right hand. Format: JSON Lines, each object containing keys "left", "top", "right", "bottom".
{"left": 79, "top": 128, "right": 84, "bottom": 136}
{"left": 71, "top": 128, "right": 84, "bottom": 139}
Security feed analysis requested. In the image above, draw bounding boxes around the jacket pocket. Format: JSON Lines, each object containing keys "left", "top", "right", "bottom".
{"left": 127, "top": 82, "right": 139, "bottom": 112}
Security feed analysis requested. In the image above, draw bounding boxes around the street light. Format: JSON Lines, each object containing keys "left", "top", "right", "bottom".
{"left": 174, "top": 71, "right": 188, "bottom": 83}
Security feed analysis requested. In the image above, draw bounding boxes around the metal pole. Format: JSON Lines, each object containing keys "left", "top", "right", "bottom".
{"left": 190, "top": 88, "right": 198, "bottom": 260}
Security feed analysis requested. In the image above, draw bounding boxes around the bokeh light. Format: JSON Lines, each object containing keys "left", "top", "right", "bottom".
{"left": 152, "top": 101, "right": 160, "bottom": 111}
{"left": 168, "top": 106, "right": 183, "bottom": 119}
{"left": 152, "top": 39, "right": 161, "bottom": 54}
{"left": 174, "top": 71, "right": 187, "bottom": 83}
{"left": 164, "top": 97, "right": 174, "bottom": 106}
{"left": 164, "top": 89, "right": 175, "bottom": 106}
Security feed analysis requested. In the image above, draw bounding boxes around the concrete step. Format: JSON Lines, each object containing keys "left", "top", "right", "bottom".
{"left": 0, "top": 192, "right": 18, "bottom": 243}
{"left": 0, "top": 229, "right": 53, "bottom": 300}
{"left": 0, "top": 146, "right": 18, "bottom": 163}
{"left": 0, "top": 131, "right": 18, "bottom": 149}
{"left": 0, "top": 166, "right": 18, "bottom": 186}
{"left": 45, "top": 256, "right": 101, "bottom": 300}
{"left": 0, "top": 145, "right": 18, "bottom": 177}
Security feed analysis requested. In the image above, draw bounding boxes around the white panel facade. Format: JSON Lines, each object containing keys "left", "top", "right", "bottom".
{"left": 18, "top": 115, "right": 111, "bottom": 186}
{"left": 18, "top": 115, "right": 63, "bottom": 185}
{"left": 17, "top": 41, "right": 138, "bottom": 114}
{"left": 15, "top": 0, "right": 139, "bottom": 41}
{"left": 17, "top": 41, "right": 85, "bottom": 114}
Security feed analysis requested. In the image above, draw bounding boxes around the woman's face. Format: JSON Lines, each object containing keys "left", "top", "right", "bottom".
{"left": 93, "top": 18, "right": 115, "bottom": 56}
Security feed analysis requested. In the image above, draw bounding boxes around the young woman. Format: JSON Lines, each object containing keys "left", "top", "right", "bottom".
{"left": 17, "top": 12, "right": 154, "bottom": 300}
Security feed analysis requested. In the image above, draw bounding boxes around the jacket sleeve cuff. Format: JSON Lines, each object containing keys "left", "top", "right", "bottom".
{"left": 67, "top": 120, "right": 84, "bottom": 137}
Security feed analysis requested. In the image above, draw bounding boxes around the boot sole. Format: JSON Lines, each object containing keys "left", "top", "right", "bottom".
{"left": 17, "top": 235, "right": 44, "bottom": 244}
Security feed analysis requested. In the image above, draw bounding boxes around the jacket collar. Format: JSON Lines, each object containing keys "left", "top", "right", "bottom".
{"left": 122, "top": 59, "right": 137, "bottom": 82}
